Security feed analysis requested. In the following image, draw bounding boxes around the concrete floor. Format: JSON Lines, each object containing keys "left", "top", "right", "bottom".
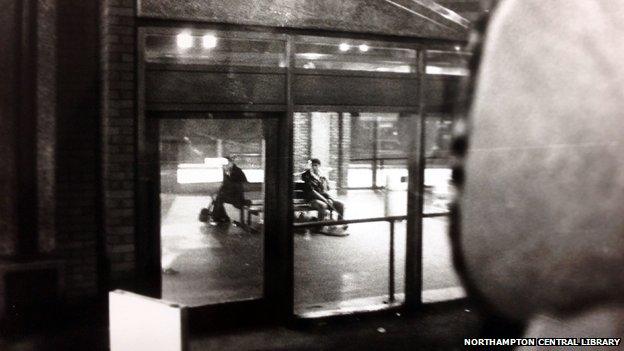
{"left": 161, "top": 190, "right": 463, "bottom": 313}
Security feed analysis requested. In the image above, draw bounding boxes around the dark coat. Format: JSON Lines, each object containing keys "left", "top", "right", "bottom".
{"left": 218, "top": 164, "right": 248, "bottom": 206}
{"left": 301, "top": 169, "right": 331, "bottom": 201}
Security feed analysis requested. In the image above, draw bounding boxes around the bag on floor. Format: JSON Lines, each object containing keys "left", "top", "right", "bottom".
{"left": 198, "top": 207, "right": 211, "bottom": 222}
{"left": 199, "top": 201, "right": 215, "bottom": 222}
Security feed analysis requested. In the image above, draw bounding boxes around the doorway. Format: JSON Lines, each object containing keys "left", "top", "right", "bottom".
{"left": 147, "top": 112, "right": 281, "bottom": 310}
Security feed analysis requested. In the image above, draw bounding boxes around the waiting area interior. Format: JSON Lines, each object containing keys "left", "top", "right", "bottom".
{"left": 158, "top": 113, "right": 464, "bottom": 315}
{"left": 11, "top": 0, "right": 623, "bottom": 349}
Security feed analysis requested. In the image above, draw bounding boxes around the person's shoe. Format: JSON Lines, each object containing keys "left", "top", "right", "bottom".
{"left": 318, "top": 226, "right": 349, "bottom": 237}
{"left": 210, "top": 217, "right": 230, "bottom": 225}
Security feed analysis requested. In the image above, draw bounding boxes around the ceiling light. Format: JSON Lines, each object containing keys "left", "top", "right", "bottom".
{"left": 358, "top": 44, "right": 369, "bottom": 52}
{"left": 202, "top": 34, "right": 218, "bottom": 49}
{"left": 339, "top": 43, "right": 350, "bottom": 52}
{"left": 176, "top": 32, "right": 193, "bottom": 49}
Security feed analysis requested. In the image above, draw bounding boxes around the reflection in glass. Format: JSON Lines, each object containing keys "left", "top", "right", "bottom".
{"left": 159, "top": 117, "right": 265, "bottom": 307}
{"left": 295, "top": 40, "right": 417, "bottom": 73}
{"left": 145, "top": 32, "right": 286, "bottom": 67}
{"left": 426, "top": 50, "right": 471, "bottom": 76}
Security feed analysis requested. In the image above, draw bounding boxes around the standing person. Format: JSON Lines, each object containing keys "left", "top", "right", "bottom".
{"left": 301, "top": 158, "right": 345, "bottom": 221}
{"left": 210, "top": 156, "right": 248, "bottom": 224}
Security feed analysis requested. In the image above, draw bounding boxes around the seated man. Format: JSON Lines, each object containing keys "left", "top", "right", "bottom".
{"left": 210, "top": 156, "right": 248, "bottom": 224}
{"left": 301, "top": 158, "right": 345, "bottom": 221}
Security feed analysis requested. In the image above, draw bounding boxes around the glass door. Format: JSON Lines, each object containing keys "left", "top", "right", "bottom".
{"left": 420, "top": 49, "right": 471, "bottom": 303}
{"left": 292, "top": 111, "right": 414, "bottom": 316}
{"left": 155, "top": 113, "right": 274, "bottom": 307}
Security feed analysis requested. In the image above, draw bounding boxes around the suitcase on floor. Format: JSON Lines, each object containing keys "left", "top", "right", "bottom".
{"left": 198, "top": 202, "right": 214, "bottom": 223}
{"left": 198, "top": 208, "right": 210, "bottom": 222}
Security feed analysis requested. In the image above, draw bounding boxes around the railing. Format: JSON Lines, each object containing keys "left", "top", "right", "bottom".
{"left": 294, "top": 215, "right": 405, "bottom": 303}
{"left": 293, "top": 212, "right": 449, "bottom": 304}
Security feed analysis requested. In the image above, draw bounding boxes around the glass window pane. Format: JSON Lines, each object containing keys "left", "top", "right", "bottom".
{"left": 145, "top": 32, "right": 286, "bottom": 67}
{"left": 422, "top": 217, "right": 464, "bottom": 303}
{"left": 422, "top": 112, "right": 464, "bottom": 302}
{"left": 160, "top": 117, "right": 266, "bottom": 306}
{"left": 426, "top": 50, "right": 471, "bottom": 76}
{"left": 293, "top": 112, "right": 414, "bottom": 315}
{"left": 295, "top": 39, "right": 417, "bottom": 73}
{"left": 349, "top": 113, "right": 410, "bottom": 190}
{"left": 424, "top": 115, "right": 454, "bottom": 214}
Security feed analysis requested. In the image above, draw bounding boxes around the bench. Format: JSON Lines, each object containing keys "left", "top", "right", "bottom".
{"left": 238, "top": 181, "right": 334, "bottom": 232}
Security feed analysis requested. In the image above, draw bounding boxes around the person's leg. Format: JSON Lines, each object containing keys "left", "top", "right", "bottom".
{"left": 332, "top": 200, "right": 345, "bottom": 219}
{"left": 211, "top": 194, "right": 230, "bottom": 222}
{"left": 331, "top": 200, "right": 348, "bottom": 230}
{"left": 310, "top": 200, "right": 328, "bottom": 220}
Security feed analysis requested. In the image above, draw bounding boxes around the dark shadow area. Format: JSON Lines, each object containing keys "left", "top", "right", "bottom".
{"left": 188, "top": 300, "right": 517, "bottom": 350}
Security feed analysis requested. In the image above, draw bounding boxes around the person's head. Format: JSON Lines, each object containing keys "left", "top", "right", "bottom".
{"left": 310, "top": 158, "right": 321, "bottom": 174}
{"left": 223, "top": 156, "right": 235, "bottom": 170}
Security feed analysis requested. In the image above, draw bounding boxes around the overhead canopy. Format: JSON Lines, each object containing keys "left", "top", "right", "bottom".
{"left": 138, "top": 0, "right": 469, "bottom": 41}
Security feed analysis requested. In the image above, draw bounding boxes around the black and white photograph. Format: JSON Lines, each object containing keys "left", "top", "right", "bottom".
{"left": 1, "top": 0, "right": 623, "bottom": 349}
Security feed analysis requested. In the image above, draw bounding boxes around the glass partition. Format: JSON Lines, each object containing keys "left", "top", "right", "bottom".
{"left": 426, "top": 50, "right": 471, "bottom": 76}
{"left": 422, "top": 115, "right": 459, "bottom": 301}
{"left": 295, "top": 38, "right": 417, "bottom": 73}
{"left": 421, "top": 49, "right": 468, "bottom": 303}
{"left": 350, "top": 113, "right": 410, "bottom": 189}
{"left": 145, "top": 31, "right": 286, "bottom": 67}
{"left": 142, "top": 25, "right": 474, "bottom": 313}
{"left": 424, "top": 115, "right": 454, "bottom": 215}
{"left": 159, "top": 116, "right": 266, "bottom": 307}
{"left": 293, "top": 111, "right": 413, "bottom": 315}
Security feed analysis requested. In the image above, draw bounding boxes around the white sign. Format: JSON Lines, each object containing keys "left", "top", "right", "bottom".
{"left": 109, "top": 290, "right": 188, "bottom": 351}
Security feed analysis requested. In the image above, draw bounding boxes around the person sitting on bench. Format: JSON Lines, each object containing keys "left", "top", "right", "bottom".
{"left": 301, "top": 158, "right": 345, "bottom": 221}
{"left": 210, "top": 156, "right": 248, "bottom": 224}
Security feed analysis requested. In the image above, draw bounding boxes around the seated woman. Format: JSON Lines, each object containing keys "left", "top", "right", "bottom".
{"left": 210, "top": 156, "right": 248, "bottom": 224}
{"left": 301, "top": 158, "right": 345, "bottom": 221}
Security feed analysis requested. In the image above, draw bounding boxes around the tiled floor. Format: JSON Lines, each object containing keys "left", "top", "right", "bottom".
{"left": 161, "top": 190, "right": 463, "bottom": 313}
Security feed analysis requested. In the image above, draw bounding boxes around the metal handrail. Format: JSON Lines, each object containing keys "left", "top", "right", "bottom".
{"left": 292, "top": 212, "right": 448, "bottom": 229}
{"left": 292, "top": 211, "right": 449, "bottom": 304}
{"left": 293, "top": 215, "right": 406, "bottom": 228}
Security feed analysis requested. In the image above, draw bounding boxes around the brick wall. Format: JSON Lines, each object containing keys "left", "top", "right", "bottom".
{"left": 101, "top": 0, "right": 137, "bottom": 284}
{"left": 55, "top": 0, "right": 100, "bottom": 298}
{"left": 338, "top": 114, "right": 351, "bottom": 192}
{"left": 326, "top": 114, "right": 351, "bottom": 192}
{"left": 328, "top": 114, "right": 339, "bottom": 183}
{"left": 294, "top": 113, "right": 351, "bottom": 191}
{"left": 293, "top": 113, "right": 311, "bottom": 173}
